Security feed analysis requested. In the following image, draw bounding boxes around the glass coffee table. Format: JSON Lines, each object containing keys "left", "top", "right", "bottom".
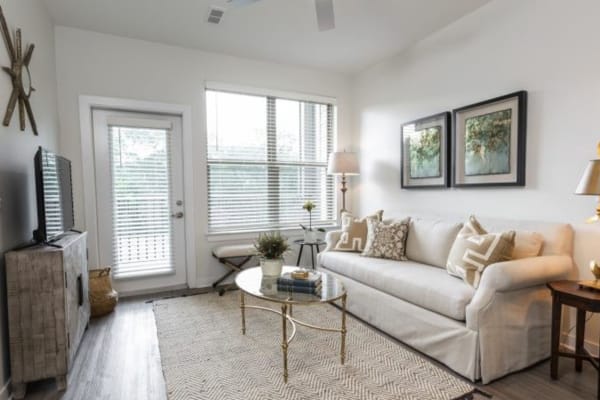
{"left": 235, "top": 266, "right": 347, "bottom": 383}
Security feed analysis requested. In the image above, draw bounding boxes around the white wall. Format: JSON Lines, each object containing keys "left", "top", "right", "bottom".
{"left": 353, "top": 0, "right": 600, "bottom": 350}
{"left": 0, "top": 0, "right": 59, "bottom": 396}
{"left": 54, "top": 27, "right": 353, "bottom": 290}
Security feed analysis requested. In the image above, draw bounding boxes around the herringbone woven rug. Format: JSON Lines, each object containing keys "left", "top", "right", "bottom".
{"left": 153, "top": 292, "right": 477, "bottom": 400}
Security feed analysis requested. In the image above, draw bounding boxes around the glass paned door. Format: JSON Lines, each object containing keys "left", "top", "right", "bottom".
{"left": 92, "top": 109, "right": 187, "bottom": 293}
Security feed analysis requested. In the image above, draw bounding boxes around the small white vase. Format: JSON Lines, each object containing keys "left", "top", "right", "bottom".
{"left": 261, "top": 258, "right": 283, "bottom": 277}
{"left": 304, "top": 230, "right": 317, "bottom": 243}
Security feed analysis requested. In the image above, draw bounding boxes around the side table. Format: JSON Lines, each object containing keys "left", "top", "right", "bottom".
{"left": 294, "top": 238, "right": 326, "bottom": 269}
{"left": 547, "top": 280, "right": 600, "bottom": 399}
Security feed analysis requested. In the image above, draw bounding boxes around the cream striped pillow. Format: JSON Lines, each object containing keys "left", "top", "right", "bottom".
{"left": 446, "top": 216, "right": 515, "bottom": 288}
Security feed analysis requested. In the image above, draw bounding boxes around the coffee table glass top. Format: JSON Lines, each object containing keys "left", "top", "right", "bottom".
{"left": 235, "top": 266, "right": 346, "bottom": 304}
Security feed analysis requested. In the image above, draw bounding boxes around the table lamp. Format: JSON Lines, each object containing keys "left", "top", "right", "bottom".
{"left": 575, "top": 142, "right": 600, "bottom": 285}
{"left": 576, "top": 142, "right": 600, "bottom": 222}
{"left": 327, "top": 151, "right": 359, "bottom": 214}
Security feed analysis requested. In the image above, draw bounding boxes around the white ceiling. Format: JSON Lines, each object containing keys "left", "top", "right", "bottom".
{"left": 42, "top": 0, "right": 491, "bottom": 74}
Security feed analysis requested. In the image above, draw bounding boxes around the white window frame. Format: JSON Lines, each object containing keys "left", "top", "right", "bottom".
{"left": 79, "top": 96, "right": 197, "bottom": 289}
{"left": 204, "top": 82, "right": 338, "bottom": 236}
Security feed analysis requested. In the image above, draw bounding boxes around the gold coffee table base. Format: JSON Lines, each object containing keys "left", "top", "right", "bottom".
{"left": 239, "top": 291, "right": 347, "bottom": 383}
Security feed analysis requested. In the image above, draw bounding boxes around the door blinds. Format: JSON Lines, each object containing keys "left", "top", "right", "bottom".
{"left": 108, "top": 125, "right": 174, "bottom": 278}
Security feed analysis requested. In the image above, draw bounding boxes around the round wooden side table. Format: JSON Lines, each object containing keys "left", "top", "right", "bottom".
{"left": 547, "top": 280, "right": 600, "bottom": 399}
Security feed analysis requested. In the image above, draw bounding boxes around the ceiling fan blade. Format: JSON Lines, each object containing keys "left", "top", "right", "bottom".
{"left": 227, "top": 0, "right": 261, "bottom": 7}
{"left": 315, "top": 0, "right": 335, "bottom": 31}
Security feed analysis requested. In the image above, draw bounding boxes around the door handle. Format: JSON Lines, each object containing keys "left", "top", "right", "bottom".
{"left": 171, "top": 211, "right": 184, "bottom": 219}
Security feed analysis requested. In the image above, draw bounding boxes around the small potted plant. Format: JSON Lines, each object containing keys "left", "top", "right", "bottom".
{"left": 254, "top": 231, "right": 290, "bottom": 276}
{"left": 300, "top": 200, "right": 325, "bottom": 243}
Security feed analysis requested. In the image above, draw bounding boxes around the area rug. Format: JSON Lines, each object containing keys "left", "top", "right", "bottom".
{"left": 153, "top": 292, "right": 480, "bottom": 400}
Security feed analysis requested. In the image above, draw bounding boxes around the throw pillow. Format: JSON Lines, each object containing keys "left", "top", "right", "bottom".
{"left": 361, "top": 218, "right": 410, "bottom": 261}
{"left": 446, "top": 216, "right": 515, "bottom": 288}
{"left": 334, "top": 210, "right": 384, "bottom": 252}
{"left": 512, "top": 231, "right": 544, "bottom": 259}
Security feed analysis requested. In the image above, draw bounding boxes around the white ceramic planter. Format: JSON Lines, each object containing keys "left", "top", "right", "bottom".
{"left": 260, "top": 258, "right": 283, "bottom": 277}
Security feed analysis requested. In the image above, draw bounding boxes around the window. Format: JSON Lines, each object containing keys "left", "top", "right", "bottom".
{"left": 206, "top": 88, "right": 336, "bottom": 233}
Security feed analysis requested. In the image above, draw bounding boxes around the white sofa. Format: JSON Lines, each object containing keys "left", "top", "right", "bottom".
{"left": 317, "top": 215, "right": 574, "bottom": 384}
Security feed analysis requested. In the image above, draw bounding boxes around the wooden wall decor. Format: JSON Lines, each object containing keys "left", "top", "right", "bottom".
{"left": 0, "top": 6, "right": 37, "bottom": 135}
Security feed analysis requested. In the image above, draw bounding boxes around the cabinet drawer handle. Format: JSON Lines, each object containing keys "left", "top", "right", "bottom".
{"left": 77, "top": 275, "right": 83, "bottom": 307}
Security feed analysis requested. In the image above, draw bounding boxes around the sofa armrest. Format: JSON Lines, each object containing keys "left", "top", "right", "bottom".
{"left": 323, "top": 230, "right": 343, "bottom": 252}
{"left": 466, "top": 255, "right": 572, "bottom": 331}
{"left": 479, "top": 255, "right": 573, "bottom": 292}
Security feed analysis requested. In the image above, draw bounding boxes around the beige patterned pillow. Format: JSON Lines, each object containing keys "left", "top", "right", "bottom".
{"left": 361, "top": 218, "right": 410, "bottom": 261}
{"left": 446, "top": 216, "right": 515, "bottom": 288}
{"left": 334, "top": 210, "right": 384, "bottom": 252}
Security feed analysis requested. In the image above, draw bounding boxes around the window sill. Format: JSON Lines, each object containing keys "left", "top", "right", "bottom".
{"left": 205, "top": 224, "right": 339, "bottom": 243}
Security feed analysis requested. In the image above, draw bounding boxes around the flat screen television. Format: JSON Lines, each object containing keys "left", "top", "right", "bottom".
{"left": 33, "top": 146, "right": 75, "bottom": 243}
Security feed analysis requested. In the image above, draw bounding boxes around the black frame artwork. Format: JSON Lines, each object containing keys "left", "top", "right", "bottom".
{"left": 452, "top": 91, "right": 527, "bottom": 187}
{"left": 401, "top": 112, "right": 451, "bottom": 189}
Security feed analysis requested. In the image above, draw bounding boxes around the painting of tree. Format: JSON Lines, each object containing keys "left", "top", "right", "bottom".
{"left": 409, "top": 126, "right": 441, "bottom": 179}
{"left": 464, "top": 109, "right": 512, "bottom": 176}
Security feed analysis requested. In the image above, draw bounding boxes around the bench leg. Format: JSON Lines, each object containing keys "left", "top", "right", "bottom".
{"left": 212, "top": 269, "right": 236, "bottom": 288}
{"left": 212, "top": 255, "right": 254, "bottom": 294}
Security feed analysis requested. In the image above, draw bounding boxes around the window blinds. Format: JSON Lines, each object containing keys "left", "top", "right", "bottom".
{"left": 206, "top": 89, "right": 336, "bottom": 233}
{"left": 108, "top": 125, "right": 174, "bottom": 278}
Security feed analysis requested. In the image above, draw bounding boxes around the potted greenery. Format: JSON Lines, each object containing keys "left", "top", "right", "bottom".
{"left": 300, "top": 200, "right": 325, "bottom": 243}
{"left": 254, "top": 232, "right": 290, "bottom": 276}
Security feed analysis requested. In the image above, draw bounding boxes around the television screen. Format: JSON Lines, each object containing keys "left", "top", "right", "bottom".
{"left": 34, "top": 147, "right": 75, "bottom": 243}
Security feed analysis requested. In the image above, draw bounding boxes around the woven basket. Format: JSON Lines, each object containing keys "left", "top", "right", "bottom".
{"left": 89, "top": 267, "right": 119, "bottom": 318}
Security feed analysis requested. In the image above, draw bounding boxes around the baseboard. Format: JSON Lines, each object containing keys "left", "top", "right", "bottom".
{"left": 0, "top": 379, "right": 11, "bottom": 400}
{"left": 561, "top": 331, "right": 599, "bottom": 357}
{"left": 119, "top": 283, "right": 189, "bottom": 298}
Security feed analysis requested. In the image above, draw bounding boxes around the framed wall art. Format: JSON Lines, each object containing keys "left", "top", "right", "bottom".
{"left": 401, "top": 112, "right": 451, "bottom": 188}
{"left": 452, "top": 91, "right": 527, "bottom": 187}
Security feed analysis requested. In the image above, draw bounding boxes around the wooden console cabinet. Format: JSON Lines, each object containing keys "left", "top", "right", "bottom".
{"left": 5, "top": 232, "right": 90, "bottom": 399}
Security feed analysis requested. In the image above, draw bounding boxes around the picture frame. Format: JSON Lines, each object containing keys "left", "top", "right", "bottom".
{"left": 401, "top": 112, "right": 451, "bottom": 188}
{"left": 452, "top": 91, "right": 527, "bottom": 187}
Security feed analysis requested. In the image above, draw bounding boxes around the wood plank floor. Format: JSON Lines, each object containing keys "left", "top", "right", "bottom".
{"left": 23, "top": 291, "right": 597, "bottom": 400}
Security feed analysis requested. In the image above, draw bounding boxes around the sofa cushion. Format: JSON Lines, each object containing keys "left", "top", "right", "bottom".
{"left": 406, "top": 218, "right": 463, "bottom": 268}
{"left": 319, "top": 251, "right": 475, "bottom": 320}
{"left": 446, "top": 216, "right": 515, "bottom": 289}
{"left": 362, "top": 218, "right": 410, "bottom": 261}
{"left": 512, "top": 231, "right": 544, "bottom": 259}
{"left": 334, "top": 210, "right": 383, "bottom": 252}
{"left": 476, "top": 217, "right": 572, "bottom": 257}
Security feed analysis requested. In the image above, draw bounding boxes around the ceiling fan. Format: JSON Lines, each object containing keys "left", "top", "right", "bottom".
{"left": 227, "top": 0, "right": 335, "bottom": 31}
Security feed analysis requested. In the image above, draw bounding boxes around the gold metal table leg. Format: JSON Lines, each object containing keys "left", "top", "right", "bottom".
{"left": 281, "top": 304, "right": 289, "bottom": 383}
{"left": 240, "top": 291, "right": 246, "bottom": 335}
{"left": 341, "top": 293, "right": 347, "bottom": 365}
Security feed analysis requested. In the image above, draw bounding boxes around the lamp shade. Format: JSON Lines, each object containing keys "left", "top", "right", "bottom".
{"left": 327, "top": 152, "right": 359, "bottom": 175}
{"left": 576, "top": 159, "right": 600, "bottom": 195}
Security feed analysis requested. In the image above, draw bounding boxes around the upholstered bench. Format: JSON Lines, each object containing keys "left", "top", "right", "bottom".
{"left": 212, "top": 244, "right": 257, "bottom": 295}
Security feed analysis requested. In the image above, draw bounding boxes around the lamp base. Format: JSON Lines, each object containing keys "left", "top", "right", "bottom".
{"left": 578, "top": 280, "right": 600, "bottom": 292}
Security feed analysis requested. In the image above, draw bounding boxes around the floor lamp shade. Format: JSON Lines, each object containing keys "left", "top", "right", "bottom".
{"left": 327, "top": 152, "right": 359, "bottom": 175}
{"left": 327, "top": 152, "right": 359, "bottom": 214}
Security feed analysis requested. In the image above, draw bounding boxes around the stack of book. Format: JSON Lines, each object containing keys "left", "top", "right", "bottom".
{"left": 277, "top": 271, "right": 322, "bottom": 294}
